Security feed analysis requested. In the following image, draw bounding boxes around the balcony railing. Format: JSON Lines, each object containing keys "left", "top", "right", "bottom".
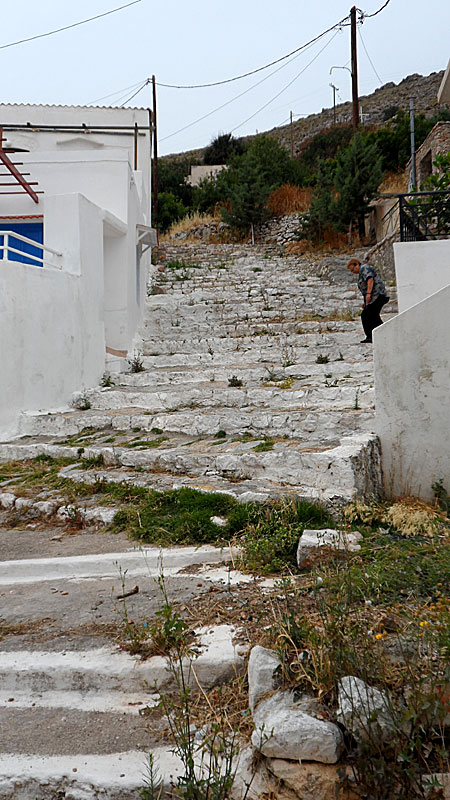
{"left": 399, "top": 190, "right": 450, "bottom": 242}
{"left": 0, "top": 231, "right": 62, "bottom": 269}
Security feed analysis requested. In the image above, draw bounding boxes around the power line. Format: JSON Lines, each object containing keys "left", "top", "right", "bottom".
{"left": 157, "top": 13, "right": 351, "bottom": 89}
{"left": 159, "top": 34, "right": 325, "bottom": 143}
{"left": 119, "top": 79, "right": 150, "bottom": 106}
{"left": 0, "top": 1, "right": 142, "bottom": 51}
{"left": 358, "top": 28, "right": 383, "bottom": 84}
{"left": 231, "top": 30, "right": 340, "bottom": 133}
{"left": 86, "top": 79, "right": 149, "bottom": 106}
{"left": 358, "top": 0, "right": 391, "bottom": 19}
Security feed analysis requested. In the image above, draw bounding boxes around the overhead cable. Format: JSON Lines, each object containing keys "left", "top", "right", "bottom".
{"left": 119, "top": 80, "right": 151, "bottom": 106}
{"left": 231, "top": 30, "right": 339, "bottom": 133}
{"left": 0, "top": 1, "right": 142, "bottom": 51}
{"left": 87, "top": 79, "right": 149, "bottom": 106}
{"left": 358, "top": 28, "right": 383, "bottom": 84}
{"left": 159, "top": 34, "right": 325, "bottom": 142}
{"left": 357, "top": 0, "right": 391, "bottom": 20}
{"left": 157, "top": 14, "right": 351, "bottom": 89}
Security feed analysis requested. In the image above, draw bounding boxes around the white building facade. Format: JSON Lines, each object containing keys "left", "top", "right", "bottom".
{"left": 0, "top": 104, "right": 155, "bottom": 437}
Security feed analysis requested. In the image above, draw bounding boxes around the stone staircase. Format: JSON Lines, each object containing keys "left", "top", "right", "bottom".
{"left": 0, "top": 243, "right": 397, "bottom": 798}
{"left": 0, "top": 244, "right": 394, "bottom": 503}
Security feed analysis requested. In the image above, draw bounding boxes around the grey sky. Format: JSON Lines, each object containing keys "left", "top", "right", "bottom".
{"left": 2, "top": 0, "right": 449, "bottom": 155}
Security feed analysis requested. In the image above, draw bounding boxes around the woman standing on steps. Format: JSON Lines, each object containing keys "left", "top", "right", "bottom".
{"left": 347, "top": 258, "right": 389, "bottom": 344}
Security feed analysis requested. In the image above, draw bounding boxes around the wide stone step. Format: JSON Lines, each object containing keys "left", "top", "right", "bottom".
{"left": 12, "top": 399, "right": 374, "bottom": 439}
{"left": 114, "top": 358, "right": 372, "bottom": 388}
{"left": 82, "top": 384, "right": 374, "bottom": 414}
{"left": 0, "top": 748, "right": 179, "bottom": 799}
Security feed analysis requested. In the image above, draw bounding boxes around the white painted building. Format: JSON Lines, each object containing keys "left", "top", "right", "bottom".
{"left": 374, "top": 62, "right": 450, "bottom": 500}
{"left": 0, "top": 104, "right": 156, "bottom": 438}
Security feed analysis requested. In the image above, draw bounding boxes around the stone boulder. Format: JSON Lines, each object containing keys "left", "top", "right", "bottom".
{"left": 248, "top": 645, "right": 281, "bottom": 714}
{"left": 267, "top": 759, "right": 359, "bottom": 800}
{"left": 297, "top": 528, "right": 362, "bottom": 568}
{"left": 336, "top": 675, "right": 395, "bottom": 742}
{"left": 252, "top": 691, "right": 344, "bottom": 763}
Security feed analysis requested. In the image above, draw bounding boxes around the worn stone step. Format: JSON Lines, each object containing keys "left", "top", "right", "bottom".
{"left": 0, "top": 749, "right": 180, "bottom": 799}
{"left": 10, "top": 397, "right": 373, "bottom": 440}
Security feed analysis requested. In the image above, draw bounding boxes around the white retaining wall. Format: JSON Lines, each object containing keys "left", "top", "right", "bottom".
{"left": 394, "top": 239, "right": 450, "bottom": 313}
{"left": 375, "top": 240, "right": 450, "bottom": 499}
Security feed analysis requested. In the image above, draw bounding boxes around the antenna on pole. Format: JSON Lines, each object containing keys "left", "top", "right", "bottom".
{"left": 329, "top": 83, "right": 339, "bottom": 125}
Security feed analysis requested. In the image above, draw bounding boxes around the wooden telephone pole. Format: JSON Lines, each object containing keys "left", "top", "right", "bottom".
{"left": 350, "top": 6, "right": 359, "bottom": 132}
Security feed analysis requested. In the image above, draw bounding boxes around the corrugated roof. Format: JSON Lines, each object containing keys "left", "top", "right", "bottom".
{"left": 0, "top": 102, "right": 147, "bottom": 110}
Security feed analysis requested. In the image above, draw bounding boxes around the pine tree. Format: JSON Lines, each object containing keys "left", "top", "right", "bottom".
{"left": 333, "top": 132, "right": 383, "bottom": 237}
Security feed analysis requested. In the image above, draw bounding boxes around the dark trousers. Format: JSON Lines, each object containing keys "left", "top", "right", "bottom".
{"left": 361, "top": 295, "right": 386, "bottom": 341}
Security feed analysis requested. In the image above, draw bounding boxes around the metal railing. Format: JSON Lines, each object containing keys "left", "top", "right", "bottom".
{"left": 398, "top": 190, "right": 450, "bottom": 242}
{"left": 0, "top": 230, "right": 62, "bottom": 269}
{"left": 380, "top": 200, "right": 400, "bottom": 239}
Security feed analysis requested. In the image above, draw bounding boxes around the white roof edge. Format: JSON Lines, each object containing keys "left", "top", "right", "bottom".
{"left": 438, "top": 59, "right": 450, "bottom": 104}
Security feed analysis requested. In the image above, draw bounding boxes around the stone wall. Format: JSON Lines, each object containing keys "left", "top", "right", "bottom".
{"left": 413, "top": 121, "right": 450, "bottom": 185}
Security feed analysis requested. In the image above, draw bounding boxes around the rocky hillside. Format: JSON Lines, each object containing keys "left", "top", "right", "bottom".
{"left": 166, "top": 70, "right": 445, "bottom": 162}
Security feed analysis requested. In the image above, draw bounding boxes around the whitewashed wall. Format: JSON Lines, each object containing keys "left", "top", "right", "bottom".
{"left": 394, "top": 240, "right": 450, "bottom": 313}
{"left": 375, "top": 239, "right": 450, "bottom": 499}
{"left": 0, "top": 195, "right": 105, "bottom": 438}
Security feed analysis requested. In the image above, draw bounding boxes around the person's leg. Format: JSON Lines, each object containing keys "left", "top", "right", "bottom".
{"left": 361, "top": 297, "right": 384, "bottom": 341}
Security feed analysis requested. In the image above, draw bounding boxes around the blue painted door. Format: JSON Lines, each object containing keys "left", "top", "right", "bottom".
{"left": 0, "top": 221, "right": 44, "bottom": 266}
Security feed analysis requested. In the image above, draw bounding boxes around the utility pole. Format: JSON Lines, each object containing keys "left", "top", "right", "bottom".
{"left": 329, "top": 83, "right": 338, "bottom": 125}
{"left": 290, "top": 111, "right": 294, "bottom": 158}
{"left": 409, "top": 98, "right": 416, "bottom": 189}
{"left": 152, "top": 74, "right": 158, "bottom": 231}
{"left": 350, "top": 6, "right": 359, "bottom": 133}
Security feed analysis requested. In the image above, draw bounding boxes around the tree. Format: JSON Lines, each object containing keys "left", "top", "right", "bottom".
{"left": 157, "top": 158, "right": 194, "bottom": 207}
{"left": 333, "top": 132, "right": 383, "bottom": 237}
{"left": 157, "top": 192, "right": 188, "bottom": 233}
{"left": 219, "top": 135, "right": 296, "bottom": 232}
{"left": 203, "top": 133, "right": 245, "bottom": 165}
{"left": 305, "top": 158, "right": 338, "bottom": 240}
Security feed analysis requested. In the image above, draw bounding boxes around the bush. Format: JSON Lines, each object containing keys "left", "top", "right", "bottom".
{"left": 157, "top": 192, "right": 188, "bottom": 233}
{"left": 203, "top": 132, "right": 246, "bottom": 165}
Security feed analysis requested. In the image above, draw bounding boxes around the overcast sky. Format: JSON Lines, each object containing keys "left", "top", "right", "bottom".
{"left": 2, "top": 0, "right": 449, "bottom": 155}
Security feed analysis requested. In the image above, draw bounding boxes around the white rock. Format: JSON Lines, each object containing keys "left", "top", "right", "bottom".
{"left": 14, "top": 497, "right": 33, "bottom": 512}
{"left": 336, "top": 675, "right": 394, "bottom": 741}
{"left": 248, "top": 646, "right": 281, "bottom": 713}
{"left": 297, "top": 528, "right": 362, "bottom": 567}
{"left": 34, "top": 500, "right": 59, "bottom": 517}
{"left": 252, "top": 691, "right": 343, "bottom": 763}
{"left": 83, "top": 507, "right": 118, "bottom": 525}
{"left": 210, "top": 516, "right": 227, "bottom": 527}
{"left": 56, "top": 505, "right": 84, "bottom": 523}
{"left": 0, "top": 492, "right": 16, "bottom": 509}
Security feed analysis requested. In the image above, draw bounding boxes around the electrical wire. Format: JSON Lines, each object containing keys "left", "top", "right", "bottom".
{"left": 156, "top": 13, "right": 351, "bottom": 89}
{"left": 357, "top": 0, "right": 391, "bottom": 20}
{"left": 159, "top": 33, "right": 327, "bottom": 143}
{"left": 119, "top": 79, "right": 150, "bottom": 106}
{"left": 231, "top": 29, "right": 339, "bottom": 133}
{"left": 86, "top": 79, "right": 149, "bottom": 106}
{"left": 358, "top": 28, "right": 383, "bottom": 84}
{"left": 0, "top": 1, "right": 142, "bottom": 51}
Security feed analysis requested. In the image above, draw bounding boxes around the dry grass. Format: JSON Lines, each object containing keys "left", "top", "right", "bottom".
{"left": 160, "top": 213, "right": 217, "bottom": 241}
{"left": 266, "top": 184, "right": 312, "bottom": 215}
{"left": 379, "top": 170, "right": 408, "bottom": 194}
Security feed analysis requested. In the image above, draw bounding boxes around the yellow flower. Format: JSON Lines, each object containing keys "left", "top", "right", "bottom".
{"left": 375, "top": 633, "right": 384, "bottom": 640}
{"left": 419, "top": 621, "right": 429, "bottom": 627}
